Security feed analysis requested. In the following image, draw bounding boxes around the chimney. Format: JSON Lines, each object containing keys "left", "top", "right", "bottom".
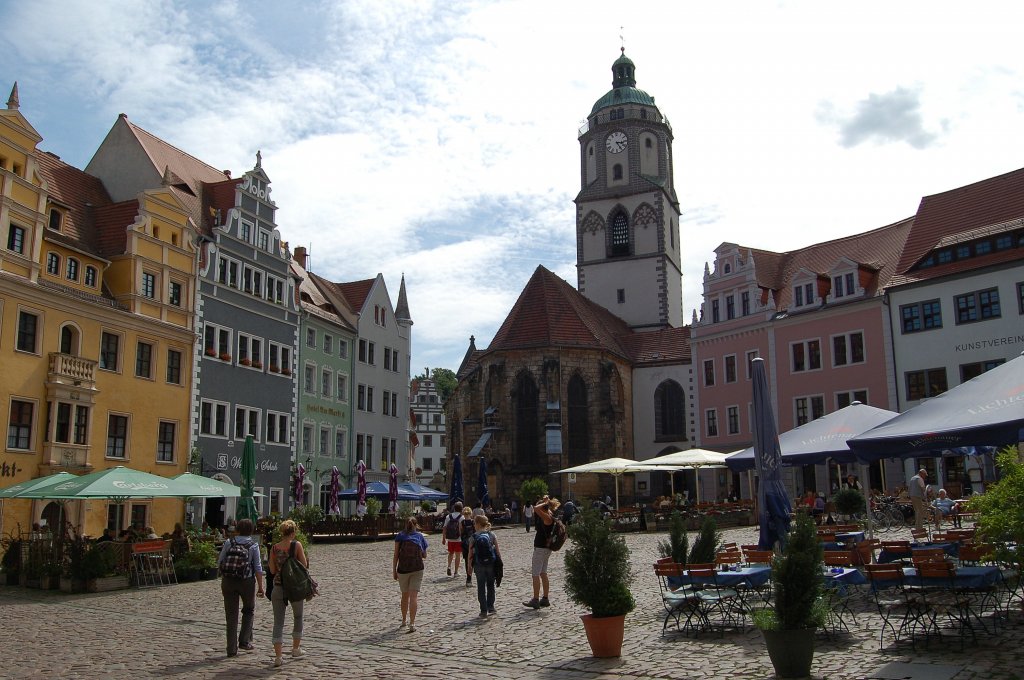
{"left": 223, "top": 170, "right": 231, "bottom": 178}
{"left": 294, "top": 246, "right": 307, "bottom": 268}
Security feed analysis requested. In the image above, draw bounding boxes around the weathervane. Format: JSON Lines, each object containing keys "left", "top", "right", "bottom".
{"left": 620, "top": 26, "right": 625, "bottom": 54}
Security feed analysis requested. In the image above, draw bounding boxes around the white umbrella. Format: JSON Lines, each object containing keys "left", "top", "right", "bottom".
{"left": 555, "top": 457, "right": 638, "bottom": 510}
{"left": 626, "top": 449, "right": 731, "bottom": 503}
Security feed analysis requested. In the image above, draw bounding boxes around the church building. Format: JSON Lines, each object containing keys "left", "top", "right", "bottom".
{"left": 446, "top": 52, "right": 694, "bottom": 507}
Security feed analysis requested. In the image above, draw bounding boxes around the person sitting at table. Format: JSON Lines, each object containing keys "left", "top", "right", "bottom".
{"left": 96, "top": 528, "right": 115, "bottom": 543}
{"left": 931, "top": 488, "right": 961, "bottom": 528}
{"left": 813, "top": 493, "right": 827, "bottom": 523}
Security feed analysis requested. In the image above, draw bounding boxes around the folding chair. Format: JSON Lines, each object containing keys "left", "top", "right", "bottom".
{"left": 715, "top": 551, "right": 742, "bottom": 568}
{"left": 864, "top": 564, "right": 917, "bottom": 649}
{"left": 687, "top": 567, "right": 745, "bottom": 637}
{"left": 856, "top": 538, "right": 880, "bottom": 566}
{"left": 880, "top": 540, "right": 912, "bottom": 564}
{"left": 654, "top": 562, "right": 698, "bottom": 634}
{"left": 822, "top": 551, "right": 858, "bottom": 635}
{"left": 915, "top": 561, "right": 976, "bottom": 651}
{"left": 911, "top": 528, "right": 930, "bottom": 543}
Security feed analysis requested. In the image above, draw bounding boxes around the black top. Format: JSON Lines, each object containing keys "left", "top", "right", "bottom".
{"left": 534, "top": 514, "right": 552, "bottom": 549}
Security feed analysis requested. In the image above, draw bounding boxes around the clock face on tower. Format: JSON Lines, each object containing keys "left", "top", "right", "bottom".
{"left": 606, "top": 131, "right": 627, "bottom": 154}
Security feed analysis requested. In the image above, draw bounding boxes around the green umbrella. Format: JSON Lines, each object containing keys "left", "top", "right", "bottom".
{"left": 15, "top": 466, "right": 189, "bottom": 500}
{"left": 172, "top": 473, "right": 242, "bottom": 498}
{"left": 0, "top": 471, "right": 77, "bottom": 499}
{"left": 236, "top": 435, "right": 259, "bottom": 523}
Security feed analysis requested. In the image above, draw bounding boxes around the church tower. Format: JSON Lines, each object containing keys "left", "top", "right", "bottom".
{"left": 575, "top": 50, "right": 683, "bottom": 329}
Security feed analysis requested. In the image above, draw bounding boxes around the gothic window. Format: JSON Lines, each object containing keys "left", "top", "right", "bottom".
{"left": 632, "top": 204, "right": 658, "bottom": 230}
{"left": 513, "top": 370, "right": 540, "bottom": 470}
{"left": 582, "top": 211, "right": 604, "bottom": 235}
{"left": 609, "top": 210, "right": 630, "bottom": 257}
{"left": 654, "top": 380, "right": 686, "bottom": 440}
{"left": 567, "top": 374, "right": 589, "bottom": 467}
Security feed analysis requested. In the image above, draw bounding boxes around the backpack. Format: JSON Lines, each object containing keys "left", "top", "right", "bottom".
{"left": 546, "top": 519, "right": 568, "bottom": 552}
{"left": 444, "top": 513, "right": 461, "bottom": 540}
{"left": 460, "top": 517, "right": 475, "bottom": 541}
{"left": 219, "top": 538, "right": 251, "bottom": 579}
{"left": 280, "top": 541, "right": 318, "bottom": 602}
{"left": 473, "top": 531, "right": 495, "bottom": 566}
{"left": 396, "top": 536, "right": 424, "bottom": 573}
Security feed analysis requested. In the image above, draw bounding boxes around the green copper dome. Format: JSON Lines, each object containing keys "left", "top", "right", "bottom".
{"left": 590, "top": 50, "right": 656, "bottom": 115}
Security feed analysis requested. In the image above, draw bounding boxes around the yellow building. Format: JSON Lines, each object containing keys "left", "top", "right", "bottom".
{"left": 1, "top": 85, "right": 198, "bottom": 537}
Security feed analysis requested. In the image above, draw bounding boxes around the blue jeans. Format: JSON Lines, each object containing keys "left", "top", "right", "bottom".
{"left": 474, "top": 563, "right": 495, "bottom": 612}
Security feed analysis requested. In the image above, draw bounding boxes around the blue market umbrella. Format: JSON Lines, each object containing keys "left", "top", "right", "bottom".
{"left": 478, "top": 457, "right": 490, "bottom": 509}
{"left": 751, "top": 358, "right": 792, "bottom": 551}
{"left": 397, "top": 482, "right": 448, "bottom": 501}
{"left": 449, "top": 454, "right": 464, "bottom": 506}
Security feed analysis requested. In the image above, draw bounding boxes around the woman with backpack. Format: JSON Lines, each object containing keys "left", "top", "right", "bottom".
{"left": 268, "top": 520, "right": 308, "bottom": 668}
{"left": 467, "top": 514, "right": 501, "bottom": 617}
{"left": 459, "top": 506, "right": 475, "bottom": 587}
{"left": 393, "top": 517, "right": 428, "bottom": 632}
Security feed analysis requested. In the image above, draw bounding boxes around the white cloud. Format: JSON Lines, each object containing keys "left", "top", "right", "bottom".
{"left": 4, "top": 0, "right": 1024, "bottom": 373}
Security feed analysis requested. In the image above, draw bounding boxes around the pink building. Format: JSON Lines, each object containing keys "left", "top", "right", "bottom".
{"left": 691, "top": 219, "right": 912, "bottom": 496}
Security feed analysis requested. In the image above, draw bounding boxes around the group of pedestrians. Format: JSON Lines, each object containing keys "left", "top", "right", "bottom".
{"left": 217, "top": 518, "right": 308, "bottom": 669}
{"left": 389, "top": 494, "right": 564, "bottom": 626}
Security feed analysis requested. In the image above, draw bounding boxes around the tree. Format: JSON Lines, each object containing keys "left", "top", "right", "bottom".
{"left": 413, "top": 367, "right": 458, "bottom": 402}
{"left": 971, "top": 446, "right": 1024, "bottom": 569}
{"left": 518, "top": 478, "right": 549, "bottom": 505}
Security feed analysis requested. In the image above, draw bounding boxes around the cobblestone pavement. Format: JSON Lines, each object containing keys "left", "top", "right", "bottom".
{"left": 3, "top": 524, "right": 1023, "bottom": 679}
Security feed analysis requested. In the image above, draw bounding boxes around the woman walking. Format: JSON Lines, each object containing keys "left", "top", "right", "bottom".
{"left": 468, "top": 514, "right": 501, "bottom": 617}
{"left": 393, "top": 517, "right": 428, "bottom": 632}
{"left": 459, "top": 506, "right": 475, "bottom": 587}
{"left": 268, "top": 520, "right": 308, "bottom": 668}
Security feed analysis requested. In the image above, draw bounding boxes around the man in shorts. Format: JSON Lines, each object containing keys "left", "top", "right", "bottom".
{"left": 523, "top": 496, "right": 560, "bottom": 609}
{"left": 441, "top": 501, "right": 464, "bottom": 577}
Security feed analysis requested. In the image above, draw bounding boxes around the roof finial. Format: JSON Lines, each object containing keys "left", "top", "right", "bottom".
{"left": 619, "top": 26, "right": 625, "bottom": 55}
{"left": 7, "top": 82, "right": 19, "bottom": 110}
{"left": 255, "top": 149, "right": 262, "bottom": 169}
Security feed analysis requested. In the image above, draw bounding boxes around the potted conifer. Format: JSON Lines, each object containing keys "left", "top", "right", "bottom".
{"left": 753, "top": 512, "right": 826, "bottom": 679}
{"left": 564, "top": 509, "right": 635, "bottom": 657}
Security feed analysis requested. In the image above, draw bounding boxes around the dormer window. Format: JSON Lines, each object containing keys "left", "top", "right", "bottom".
{"left": 832, "top": 272, "right": 856, "bottom": 299}
{"left": 723, "top": 263, "right": 731, "bottom": 274}
{"left": 793, "top": 283, "right": 814, "bottom": 308}
{"left": 48, "top": 208, "right": 62, "bottom": 231}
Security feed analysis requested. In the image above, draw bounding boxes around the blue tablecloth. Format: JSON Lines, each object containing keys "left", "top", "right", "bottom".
{"left": 877, "top": 542, "right": 959, "bottom": 564}
{"left": 835, "top": 531, "right": 865, "bottom": 545}
{"left": 670, "top": 566, "right": 772, "bottom": 589}
{"left": 902, "top": 565, "right": 1001, "bottom": 589}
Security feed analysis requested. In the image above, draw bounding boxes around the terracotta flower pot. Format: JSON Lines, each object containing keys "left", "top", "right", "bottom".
{"left": 580, "top": 613, "right": 626, "bottom": 658}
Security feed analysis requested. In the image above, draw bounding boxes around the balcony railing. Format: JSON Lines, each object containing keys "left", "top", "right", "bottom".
{"left": 48, "top": 353, "right": 97, "bottom": 383}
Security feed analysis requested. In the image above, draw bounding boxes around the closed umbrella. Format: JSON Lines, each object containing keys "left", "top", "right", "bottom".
{"left": 388, "top": 463, "right": 399, "bottom": 514}
{"left": 329, "top": 467, "right": 341, "bottom": 515}
{"left": 236, "top": 435, "right": 259, "bottom": 523}
{"left": 751, "top": 358, "right": 792, "bottom": 551}
{"left": 356, "top": 459, "right": 367, "bottom": 516}
{"left": 478, "top": 457, "right": 490, "bottom": 509}
{"left": 295, "top": 463, "right": 306, "bottom": 507}
{"left": 449, "top": 454, "right": 464, "bottom": 506}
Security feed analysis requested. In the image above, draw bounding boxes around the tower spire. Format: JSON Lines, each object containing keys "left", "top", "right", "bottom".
{"left": 7, "top": 82, "right": 19, "bottom": 110}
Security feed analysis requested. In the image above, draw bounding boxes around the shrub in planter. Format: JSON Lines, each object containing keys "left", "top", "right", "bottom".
{"left": 365, "top": 497, "right": 382, "bottom": 519}
{"left": 289, "top": 504, "right": 325, "bottom": 537}
{"left": 656, "top": 510, "right": 689, "bottom": 564}
{"left": 687, "top": 515, "right": 721, "bottom": 564}
{"left": 1, "top": 538, "right": 21, "bottom": 585}
{"left": 832, "top": 488, "right": 866, "bottom": 517}
{"left": 564, "top": 509, "right": 635, "bottom": 657}
{"left": 970, "top": 446, "right": 1024, "bottom": 571}
{"left": 754, "top": 512, "right": 826, "bottom": 679}
{"left": 397, "top": 501, "right": 416, "bottom": 521}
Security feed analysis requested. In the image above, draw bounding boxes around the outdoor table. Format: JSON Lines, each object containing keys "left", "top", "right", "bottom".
{"left": 902, "top": 565, "right": 1001, "bottom": 589}
{"left": 822, "top": 567, "right": 867, "bottom": 635}
{"left": 877, "top": 541, "right": 959, "bottom": 564}
{"left": 669, "top": 565, "right": 771, "bottom": 589}
{"left": 835, "top": 531, "right": 865, "bottom": 545}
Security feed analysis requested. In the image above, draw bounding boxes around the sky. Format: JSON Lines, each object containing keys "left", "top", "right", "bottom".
{"left": 4, "top": 0, "right": 1024, "bottom": 374}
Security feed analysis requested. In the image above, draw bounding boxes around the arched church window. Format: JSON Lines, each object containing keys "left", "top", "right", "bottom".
{"left": 654, "top": 380, "right": 686, "bottom": 440}
{"left": 567, "top": 374, "right": 589, "bottom": 466}
{"left": 513, "top": 371, "right": 540, "bottom": 470}
{"left": 609, "top": 211, "right": 630, "bottom": 257}
{"left": 613, "top": 164, "right": 623, "bottom": 181}
{"left": 645, "top": 138, "right": 652, "bottom": 148}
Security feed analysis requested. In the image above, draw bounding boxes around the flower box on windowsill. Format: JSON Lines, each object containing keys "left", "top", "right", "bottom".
{"left": 252, "top": 362, "right": 263, "bottom": 370}
{"left": 281, "top": 368, "right": 292, "bottom": 376}
{"left": 219, "top": 353, "right": 232, "bottom": 362}
{"left": 239, "top": 358, "right": 252, "bottom": 367}
{"left": 269, "top": 364, "right": 280, "bottom": 373}
{"left": 204, "top": 348, "right": 217, "bottom": 358}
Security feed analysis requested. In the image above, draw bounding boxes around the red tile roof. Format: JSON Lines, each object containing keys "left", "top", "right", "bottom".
{"left": 744, "top": 217, "right": 913, "bottom": 309}
{"left": 619, "top": 325, "right": 692, "bottom": 365}
{"left": 93, "top": 200, "right": 141, "bottom": 256}
{"left": 898, "top": 166, "right": 1024, "bottom": 273}
{"left": 487, "top": 266, "right": 634, "bottom": 359}
{"left": 33, "top": 150, "right": 112, "bottom": 255}
{"left": 333, "top": 278, "right": 376, "bottom": 313}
